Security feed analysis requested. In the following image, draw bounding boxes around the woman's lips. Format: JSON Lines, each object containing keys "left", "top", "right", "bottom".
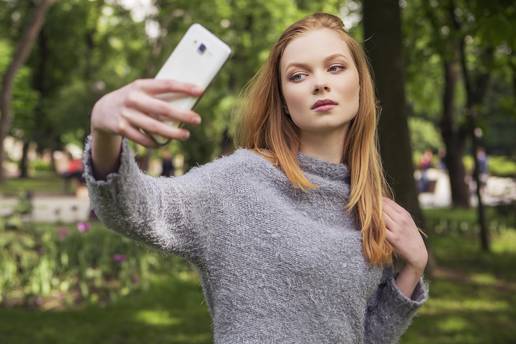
{"left": 311, "top": 99, "right": 338, "bottom": 111}
{"left": 312, "top": 104, "right": 337, "bottom": 112}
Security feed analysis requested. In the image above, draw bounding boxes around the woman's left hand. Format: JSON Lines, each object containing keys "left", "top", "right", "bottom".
{"left": 382, "top": 197, "right": 428, "bottom": 273}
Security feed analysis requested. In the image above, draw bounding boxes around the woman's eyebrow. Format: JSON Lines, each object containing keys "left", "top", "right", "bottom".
{"left": 284, "top": 53, "right": 348, "bottom": 73}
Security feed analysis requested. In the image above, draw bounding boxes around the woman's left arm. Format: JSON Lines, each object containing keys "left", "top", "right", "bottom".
{"left": 363, "top": 197, "right": 430, "bottom": 344}
{"left": 395, "top": 263, "right": 426, "bottom": 299}
{"left": 383, "top": 197, "right": 429, "bottom": 298}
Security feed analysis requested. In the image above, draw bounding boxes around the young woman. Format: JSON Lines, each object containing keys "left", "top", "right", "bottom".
{"left": 85, "top": 12, "right": 429, "bottom": 344}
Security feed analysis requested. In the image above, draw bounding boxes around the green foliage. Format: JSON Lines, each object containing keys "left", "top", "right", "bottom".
{"left": 403, "top": 0, "right": 516, "bottom": 157}
{"left": 487, "top": 156, "right": 516, "bottom": 178}
{"left": 0, "top": 197, "right": 186, "bottom": 308}
{"left": 409, "top": 117, "right": 443, "bottom": 155}
{"left": 0, "top": 39, "right": 39, "bottom": 140}
{"left": 4, "top": 0, "right": 345, "bottom": 167}
{"left": 31, "top": 159, "right": 53, "bottom": 173}
{"left": 480, "top": 75, "right": 516, "bottom": 156}
{"left": 463, "top": 155, "right": 516, "bottom": 178}
{"left": 46, "top": 79, "right": 96, "bottom": 143}
{"left": 0, "top": 175, "right": 64, "bottom": 196}
{"left": 403, "top": 0, "right": 446, "bottom": 120}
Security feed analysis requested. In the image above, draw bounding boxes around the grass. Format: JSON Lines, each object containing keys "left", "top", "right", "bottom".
{"left": 0, "top": 214, "right": 515, "bottom": 343}
{"left": 0, "top": 271, "right": 212, "bottom": 344}
{"left": 401, "top": 228, "right": 516, "bottom": 343}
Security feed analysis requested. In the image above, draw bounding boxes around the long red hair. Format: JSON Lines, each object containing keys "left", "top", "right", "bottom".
{"left": 235, "top": 12, "right": 394, "bottom": 266}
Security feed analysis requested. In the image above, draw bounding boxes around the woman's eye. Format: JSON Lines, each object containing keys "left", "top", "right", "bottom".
{"left": 329, "top": 65, "right": 345, "bottom": 72}
{"left": 289, "top": 73, "right": 306, "bottom": 82}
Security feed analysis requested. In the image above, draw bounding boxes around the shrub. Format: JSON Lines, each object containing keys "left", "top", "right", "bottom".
{"left": 0, "top": 196, "right": 185, "bottom": 309}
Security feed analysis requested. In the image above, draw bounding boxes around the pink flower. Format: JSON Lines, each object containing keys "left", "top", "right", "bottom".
{"left": 112, "top": 254, "right": 127, "bottom": 263}
{"left": 76, "top": 222, "right": 91, "bottom": 233}
{"left": 57, "top": 227, "right": 70, "bottom": 241}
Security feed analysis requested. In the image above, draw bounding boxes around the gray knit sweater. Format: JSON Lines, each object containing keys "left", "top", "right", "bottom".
{"left": 83, "top": 134, "right": 429, "bottom": 344}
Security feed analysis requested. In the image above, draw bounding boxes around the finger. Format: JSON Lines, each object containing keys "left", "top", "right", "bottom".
{"left": 383, "top": 211, "right": 399, "bottom": 246}
{"left": 125, "top": 91, "right": 201, "bottom": 125}
{"left": 383, "top": 201, "right": 401, "bottom": 223}
{"left": 383, "top": 197, "right": 405, "bottom": 216}
{"left": 134, "top": 79, "right": 204, "bottom": 96}
{"left": 383, "top": 210, "right": 397, "bottom": 232}
{"left": 118, "top": 121, "right": 159, "bottom": 148}
{"left": 383, "top": 197, "right": 401, "bottom": 211}
{"left": 385, "top": 228, "right": 395, "bottom": 243}
{"left": 121, "top": 108, "right": 190, "bottom": 141}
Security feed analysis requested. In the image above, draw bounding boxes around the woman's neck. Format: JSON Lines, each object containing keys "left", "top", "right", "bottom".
{"left": 299, "top": 124, "right": 349, "bottom": 164}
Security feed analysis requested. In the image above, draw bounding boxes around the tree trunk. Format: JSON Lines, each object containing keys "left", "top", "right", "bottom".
{"left": 423, "top": 1, "right": 472, "bottom": 208}
{"left": 50, "top": 148, "right": 57, "bottom": 173}
{"left": 362, "top": 0, "right": 423, "bottom": 222}
{"left": 440, "top": 60, "right": 470, "bottom": 207}
{"left": 468, "top": 107, "right": 490, "bottom": 251}
{"left": 18, "top": 140, "right": 30, "bottom": 178}
{"left": 451, "top": 3, "right": 493, "bottom": 252}
{"left": 0, "top": 0, "right": 55, "bottom": 182}
{"left": 460, "top": 49, "right": 493, "bottom": 251}
{"left": 32, "top": 24, "right": 50, "bottom": 153}
{"left": 362, "top": 0, "right": 436, "bottom": 273}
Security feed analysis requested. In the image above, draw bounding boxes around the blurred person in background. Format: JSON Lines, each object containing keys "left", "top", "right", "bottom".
{"left": 160, "top": 150, "right": 175, "bottom": 177}
{"left": 418, "top": 148, "right": 434, "bottom": 193}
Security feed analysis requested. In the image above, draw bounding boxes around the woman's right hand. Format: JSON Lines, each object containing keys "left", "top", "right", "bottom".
{"left": 90, "top": 79, "right": 204, "bottom": 148}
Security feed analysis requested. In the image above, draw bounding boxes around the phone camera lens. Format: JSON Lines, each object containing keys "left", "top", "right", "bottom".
{"left": 198, "top": 43, "right": 207, "bottom": 54}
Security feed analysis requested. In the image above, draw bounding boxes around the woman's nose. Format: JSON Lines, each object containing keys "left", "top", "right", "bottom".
{"left": 312, "top": 74, "right": 331, "bottom": 94}
{"left": 313, "top": 84, "right": 330, "bottom": 95}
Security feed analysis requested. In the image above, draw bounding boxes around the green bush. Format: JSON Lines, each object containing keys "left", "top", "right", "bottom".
{"left": 423, "top": 205, "right": 515, "bottom": 235}
{"left": 31, "top": 159, "right": 53, "bottom": 172}
{"left": 463, "top": 155, "right": 516, "bottom": 177}
{"left": 0, "top": 197, "right": 185, "bottom": 308}
{"left": 409, "top": 118, "right": 442, "bottom": 159}
{"left": 488, "top": 156, "right": 516, "bottom": 177}
{"left": 0, "top": 175, "right": 72, "bottom": 196}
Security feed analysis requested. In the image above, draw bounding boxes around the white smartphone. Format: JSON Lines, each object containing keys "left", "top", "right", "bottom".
{"left": 144, "top": 23, "right": 232, "bottom": 146}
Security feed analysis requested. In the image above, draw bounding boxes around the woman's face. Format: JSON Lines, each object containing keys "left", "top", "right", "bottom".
{"left": 280, "top": 28, "right": 360, "bottom": 134}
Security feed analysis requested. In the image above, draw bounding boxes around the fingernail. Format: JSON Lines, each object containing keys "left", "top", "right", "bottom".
{"left": 184, "top": 131, "right": 190, "bottom": 139}
{"left": 194, "top": 116, "right": 202, "bottom": 124}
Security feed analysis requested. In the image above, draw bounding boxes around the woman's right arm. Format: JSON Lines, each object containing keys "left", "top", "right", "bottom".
{"left": 90, "top": 131, "right": 122, "bottom": 180}
{"left": 85, "top": 79, "right": 207, "bottom": 262}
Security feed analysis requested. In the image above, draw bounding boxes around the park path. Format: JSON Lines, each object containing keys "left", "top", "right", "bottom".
{"left": 417, "top": 168, "right": 516, "bottom": 207}
{"left": 0, "top": 190, "right": 91, "bottom": 223}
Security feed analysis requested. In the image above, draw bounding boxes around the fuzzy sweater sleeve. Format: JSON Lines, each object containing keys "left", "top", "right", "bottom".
{"left": 82, "top": 135, "right": 210, "bottom": 263}
{"left": 364, "top": 266, "right": 429, "bottom": 344}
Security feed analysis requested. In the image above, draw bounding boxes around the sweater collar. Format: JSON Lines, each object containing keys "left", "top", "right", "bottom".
{"left": 296, "top": 151, "right": 350, "bottom": 182}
